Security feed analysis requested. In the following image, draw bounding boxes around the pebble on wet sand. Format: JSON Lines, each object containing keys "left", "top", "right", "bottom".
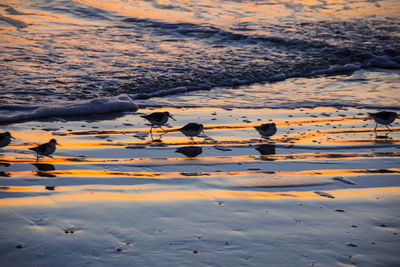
{"left": 334, "top": 208, "right": 346, "bottom": 212}
{"left": 314, "top": 191, "right": 335, "bottom": 199}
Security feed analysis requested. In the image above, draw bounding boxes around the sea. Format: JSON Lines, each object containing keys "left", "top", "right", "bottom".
{"left": 1, "top": 2, "right": 400, "bottom": 265}
{"left": 0, "top": 0, "right": 399, "bottom": 123}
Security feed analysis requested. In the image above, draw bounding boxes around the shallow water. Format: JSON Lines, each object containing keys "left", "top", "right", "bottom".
{"left": 0, "top": 0, "right": 399, "bottom": 114}
{"left": 1, "top": 105, "right": 399, "bottom": 196}
{"left": 136, "top": 69, "right": 400, "bottom": 109}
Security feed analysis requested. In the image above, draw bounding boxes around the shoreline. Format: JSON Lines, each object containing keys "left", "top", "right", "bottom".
{"left": 1, "top": 69, "right": 400, "bottom": 125}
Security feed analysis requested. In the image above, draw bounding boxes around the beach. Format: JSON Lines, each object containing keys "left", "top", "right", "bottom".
{"left": 1, "top": 72, "right": 400, "bottom": 265}
{"left": 1, "top": 0, "right": 400, "bottom": 266}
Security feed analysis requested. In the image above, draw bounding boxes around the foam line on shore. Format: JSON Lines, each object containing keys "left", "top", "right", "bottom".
{"left": 0, "top": 95, "right": 138, "bottom": 124}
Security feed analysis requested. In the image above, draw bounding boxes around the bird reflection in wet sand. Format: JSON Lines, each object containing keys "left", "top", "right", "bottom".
{"left": 33, "top": 163, "right": 56, "bottom": 171}
{"left": 33, "top": 163, "right": 56, "bottom": 177}
{"left": 368, "top": 111, "right": 399, "bottom": 132}
{"left": 29, "top": 139, "right": 59, "bottom": 162}
{"left": 374, "top": 132, "right": 394, "bottom": 144}
{"left": 0, "top": 171, "right": 11, "bottom": 177}
{"left": 175, "top": 146, "right": 203, "bottom": 158}
{"left": 254, "top": 123, "right": 277, "bottom": 141}
{"left": 0, "top": 162, "right": 11, "bottom": 167}
{"left": 0, "top": 161, "right": 11, "bottom": 176}
{"left": 0, "top": 132, "right": 15, "bottom": 148}
{"left": 255, "top": 144, "right": 276, "bottom": 155}
{"left": 150, "top": 136, "right": 164, "bottom": 143}
{"left": 255, "top": 144, "right": 276, "bottom": 161}
{"left": 141, "top": 111, "right": 175, "bottom": 138}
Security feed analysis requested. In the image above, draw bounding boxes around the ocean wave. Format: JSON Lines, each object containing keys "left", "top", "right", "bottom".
{"left": 0, "top": 0, "right": 399, "bottom": 116}
{"left": 0, "top": 14, "right": 28, "bottom": 29}
{"left": 108, "top": 17, "right": 400, "bottom": 98}
{"left": 0, "top": 95, "right": 138, "bottom": 124}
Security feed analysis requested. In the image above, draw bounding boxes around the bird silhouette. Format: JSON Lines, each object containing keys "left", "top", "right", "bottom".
{"left": 368, "top": 111, "right": 399, "bottom": 131}
{"left": 29, "top": 139, "right": 59, "bottom": 162}
{"left": 179, "top": 123, "right": 204, "bottom": 142}
{"left": 254, "top": 123, "right": 277, "bottom": 141}
{"left": 0, "top": 132, "right": 15, "bottom": 148}
{"left": 141, "top": 111, "right": 175, "bottom": 136}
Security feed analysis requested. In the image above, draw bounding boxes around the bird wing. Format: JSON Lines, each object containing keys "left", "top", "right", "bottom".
{"left": 29, "top": 143, "right": 47, "bottom": 153}
{"left": 151, "top": 113, "right": 164, "bottom": 123}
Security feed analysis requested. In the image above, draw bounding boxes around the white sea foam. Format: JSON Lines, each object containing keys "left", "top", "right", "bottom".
{"left": 130, "top": 84, "right": 211, "bottom": 100}
{"left": 365, "top": 56, "right": 400, "bottom": 69}
{"left": 0, "top": 95, "right": 138, "bottom": 124}
{"left": 310, "top": 63, "right": 362, "bottom": 76}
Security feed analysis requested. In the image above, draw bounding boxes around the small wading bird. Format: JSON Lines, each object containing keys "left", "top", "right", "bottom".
{"left": 0, "top": 132, "right": 15, "bottom": 148}
{"left": 141, "top": 111, "right": 175, "bottom": 136}
{"left": 29, "top": 139, "right": 59, "bottom": 162}
{"left": 368, "top": 111, "right": 399, "bottom": 132}
{"left": 254, "top": 123, "right": 277, "bottom": 141}
{"left": 179, "top": 123, "right": 204, "bottom": 142}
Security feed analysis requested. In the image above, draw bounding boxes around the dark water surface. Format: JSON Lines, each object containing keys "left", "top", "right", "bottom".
{"left": 0, "top": 0, "right": 399, "bottom": 120}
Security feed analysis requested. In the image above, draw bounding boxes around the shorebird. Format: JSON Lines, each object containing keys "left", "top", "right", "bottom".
{"left": 254, "top": 123, "right": 277, "bottom": 141}
{"left": 368, "top": 111, "right": 399, "bottom": 131}
{"left": 0, "top": 132, "right": 15, "bottom": 148}
{"left": 141, "top": 111, "right": 175, "bottom": 135}
{"left": 179, "top": 123, "right": 204, "bottom": 142}
{"left": 175, "top": 146, "right": 203, "bottom": 158}
{"left": 29, "top": 139, "right": 59, "bottom": 162}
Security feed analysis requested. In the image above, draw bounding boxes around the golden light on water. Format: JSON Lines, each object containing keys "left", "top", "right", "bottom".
{"left": 1, "top": 187, "right": 399, "bottom": 206}
{"left": 2, "top": 168, "right": 399, "bottom": 180}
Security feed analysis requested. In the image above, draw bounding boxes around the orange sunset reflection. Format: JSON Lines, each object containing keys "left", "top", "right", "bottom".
{"left": 1, "top": 187, "right": 399, "bottom": 206}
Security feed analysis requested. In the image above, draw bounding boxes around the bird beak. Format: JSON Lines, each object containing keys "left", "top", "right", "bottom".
{"left": 56, "top": 141, "right": 61, "bottom": 146}
{"left": 10, "top": 136, "right": 16, "bottom": 139}
{"left": 169, "top": 115, "right": 176, "bottom": 121}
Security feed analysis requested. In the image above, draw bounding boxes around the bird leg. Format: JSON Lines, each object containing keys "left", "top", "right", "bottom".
{"left": 159, "top": 131, "right": 167, "bottom": 138}
{"left": 385, "top": 124, "right": 392, "bottom": 131}
{"left": 159, "top": 126, "right": 168, "bottom": 133}
{"left": 149, "top": 125, "right": 154, "bottom": 139}
{"left": 374, "top": 122, "right": 378, "bottom": 132}
{"left": 36, "top": 153, "right": 39, "bottom": 163}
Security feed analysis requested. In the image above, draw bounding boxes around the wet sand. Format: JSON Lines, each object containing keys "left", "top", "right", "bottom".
{"left": 0, "top": 106, "right": 400, "bottom": 266}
